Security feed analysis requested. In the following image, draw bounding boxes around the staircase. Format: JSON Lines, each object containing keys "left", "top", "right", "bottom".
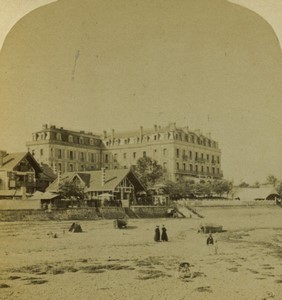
{"left": 124, "top": 207, "right": 140, "bottom": 218}
{"left": 177, "top": 204, "right": 204, "bottom": 219}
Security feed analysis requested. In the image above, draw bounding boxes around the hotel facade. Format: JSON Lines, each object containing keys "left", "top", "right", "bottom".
{"left": 26, "top": 123, "right": 223, "bottom": 182}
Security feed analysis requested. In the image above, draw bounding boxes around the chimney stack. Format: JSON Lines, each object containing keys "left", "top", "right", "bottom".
{"left": 139, "top": 126, "right": 143, "bottom": 142}
{"left": 154, "top": 124, "right": 158, "bottom": 132}
{"left": 101, "top": 167, "right": 106, "bottom": 186}
{"left": 103, "top": 130, "right": 107, "bottom": 139}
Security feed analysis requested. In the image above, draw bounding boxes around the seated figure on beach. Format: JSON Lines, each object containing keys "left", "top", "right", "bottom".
{"left": 206, "top": 233, "right": 214, "bottom": 245}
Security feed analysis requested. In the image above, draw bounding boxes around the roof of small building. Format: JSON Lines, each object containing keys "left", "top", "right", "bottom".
{"left": 0, "top": 152, "right": 41, "bottom": 173}
{"left": 46, "top": 169, "right": 145, "bottom": 193}
{"left": 232, "top": 186, "right": 279, "bottom": 200}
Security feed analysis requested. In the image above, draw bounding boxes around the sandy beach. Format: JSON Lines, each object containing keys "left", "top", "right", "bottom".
{"left": 1, "top": 205, "right": 282, "bottom": 300}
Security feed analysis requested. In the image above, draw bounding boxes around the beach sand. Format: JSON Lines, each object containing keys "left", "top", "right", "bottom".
{"left": 1, "top": 206, "right": 282, "bottom": 300}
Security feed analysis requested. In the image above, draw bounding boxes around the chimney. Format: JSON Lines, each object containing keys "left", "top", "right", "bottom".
{"left": 111, "top": 129, "right": 115, "bottom": 142}
{"left": 103, "top": 130, "right": 107, "bottom": 139}
{"left": 0, "top": 150, "right": 7, "bottom": 167}
{"left": 139, "top": 126, "right": 143, "bottom": 141}
{"left": 154, "top": 124, "right": 158, "bottom": 132}
{"left": 101, "top": 167, "right": 106, "bottom": 186}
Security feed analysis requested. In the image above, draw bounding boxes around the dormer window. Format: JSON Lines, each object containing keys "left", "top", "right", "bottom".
{"left": 68, "top": 135, "right": 73, "bottom": 143}
{"left": 56, "top": 133, "right": 62, "bottom": 141}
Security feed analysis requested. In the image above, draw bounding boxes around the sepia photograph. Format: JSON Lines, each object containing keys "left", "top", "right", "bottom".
{"left": 0, "top": 0, "right": 282, "bottom": 299}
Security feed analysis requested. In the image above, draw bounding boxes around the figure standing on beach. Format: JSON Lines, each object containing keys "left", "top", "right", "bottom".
{"left": 214, "top": 240, "right": 218, "bottom": 255}
{"left": 206, "top": 233, "right": 214, "bottom": 254}
{"left": 154, "top": 226, "right": 160, "bottom": 242}
{"left": 161, "top": 225, "right": 168, "bottom": 242}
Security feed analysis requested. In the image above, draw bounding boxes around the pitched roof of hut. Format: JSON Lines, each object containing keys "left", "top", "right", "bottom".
{"left": 46, "top": 168, "right": 145, "bottom": 193}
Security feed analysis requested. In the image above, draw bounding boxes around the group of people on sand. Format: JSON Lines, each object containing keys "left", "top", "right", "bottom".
{"left": 154, "top": 225, "right": 168, "bottom": 242}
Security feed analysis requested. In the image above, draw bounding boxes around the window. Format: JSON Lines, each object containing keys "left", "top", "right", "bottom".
{"left": 56, "top": 133, "right": 62, "bottom": 141}
{"left": 133, "top": 152, "right": 136, "bottom": 159}
{"left": 81, "top": 165, "right": 84, "bottom": 171}
{"left": 201, "top": 166, "right": 204, "bottom": 172}
{"left": 183, "top": 163, "right": 186, "bottom": 171}
{"left": 70, "top": 151, "right": 73, "bottom": 160}
{"left": 58, "top": 163, "right": 62, "bottom": 171}
{"left": 176, "top": 162, "right": 179, "bottom": 170}
{"left": 143, "top": 151, "right": 146, "bottom": 157}
{"left": 195, "top": 165, "right": 198, "bottom": 172}
{"left": 91, "top": 153, "right": 94, "bottom": 163}
{"left": 114, "top": 153, "right": 118, "bottom": 161}
{"left": 80, "top": 152, "right": 84, "bottom": 161}
{"left": 40, "top": 149, "right": 43, "bottom": 156}
{"left": 201, "top": 153, "right": 204, "bottom": 159}
{"left": 217, "top": 168, "right": 220, "bottom": 174}
{"left": 212, "top": 167, "right": 215, "bottom": 174}
{"left": 58, "top": 149, "right": 62, "bottom": 159}
{"left": 207, "top": 154, "right": 209, "bottom": 161}
{"left": 163, "top": 162, "right": 167, "bottom": 170}
{"left": 190, "top": 164, "right": 193, "bottom": 171}
{"left": 217, "top": 156, "right": 220, "bottom": 164}
{"left": 70, "top": 164, "right": 73, "bottom": 172}
{"left": 163, "top": 148, "right": 167, "bottom": 156}
{"left": 123, "top": 153, "right": 127, "bottom": 159}
{"left": 207, "top": 166, "right": 210, "bottom": 173}
{"left": 195, "top": 152, "right": 198, "bottom": 160}
{"left": 68, "top": 135, "right": 73, "bottom": 143}
{"left": 105, "top": 154, "right": 108, "bottom": 163}
{"left": 176, "top": 148, "right": 179, "bottom": 158}
{"left": 79, "top": 137, "right": 84, "bottom": 144}
{"left": 189, "top": 151, "right": 192, "bottom": 159}
{"left": 51, "top": 148, "right": 53, "bottom": 157}
{"left": 89, "top": 139, "right": 94, "bottom": 145}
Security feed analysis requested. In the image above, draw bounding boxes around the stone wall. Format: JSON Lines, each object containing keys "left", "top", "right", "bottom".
{"left": 0, "top": 208, "right": 101, "bottom": 222}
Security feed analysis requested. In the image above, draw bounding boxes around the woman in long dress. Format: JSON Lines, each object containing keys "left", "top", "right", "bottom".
{"left": 161, "top": 225, "right": 168, "bottom": 241}
{"left": 154, "top": 226, "right": 160, "bottom": 242}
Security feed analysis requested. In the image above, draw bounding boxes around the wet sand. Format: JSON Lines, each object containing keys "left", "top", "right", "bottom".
{"left": 1, "top": 206, "right": 282, "bottom": 300}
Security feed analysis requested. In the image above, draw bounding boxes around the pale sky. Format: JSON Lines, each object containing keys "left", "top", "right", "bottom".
{"left": 0, "top": 0, "right": 281, "bottom": 185}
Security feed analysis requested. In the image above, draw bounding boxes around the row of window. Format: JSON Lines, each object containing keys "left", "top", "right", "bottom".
{"left": 104, "top": 133, "right": 217, "bottom": 148}
{"left": 176, "top": 149, "right": 220, "bottom": 163}
{"left": 54, "top": 133, "right": 100, "bottom": 146}
{"left": 55, "top": 163, "right": 98, "bottom": 172}
{"left": 43, "top": 149, "right": 100, "bottom": 162}
{"left": 176, "top": 163, "right": 221, "bottom": 174}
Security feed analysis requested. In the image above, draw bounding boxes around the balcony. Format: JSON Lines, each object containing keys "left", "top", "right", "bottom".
{"left": 195, "top": 158, "right": 206, "bottom": 163}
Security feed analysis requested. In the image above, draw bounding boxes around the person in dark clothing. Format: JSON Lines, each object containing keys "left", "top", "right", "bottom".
{"left": 154, "top": 226, "right": 160, "bottom": 242}
{"left": 161, "top": 225, "right": 168, "bottom": 242}
{"left": 206, "top": 233, "right": 214, "bottom": 245}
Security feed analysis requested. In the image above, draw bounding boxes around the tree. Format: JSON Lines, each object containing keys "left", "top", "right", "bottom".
{"left": 211, "top": 180, "right": 233, "bottom": 197}
{"left": 275, "top": 181, "right": 282, "bottom": 196}
{"left": 132, "top": 156, "right": 164, "bottom": 189}
{"left": 239, "top": 182, "right": 249, "bottom": 188}
{"left": 58, "top": 179, "right": 85, "bottom": 201}
{"left": 266, "top": 175, "right": 278, "bottom": 186}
